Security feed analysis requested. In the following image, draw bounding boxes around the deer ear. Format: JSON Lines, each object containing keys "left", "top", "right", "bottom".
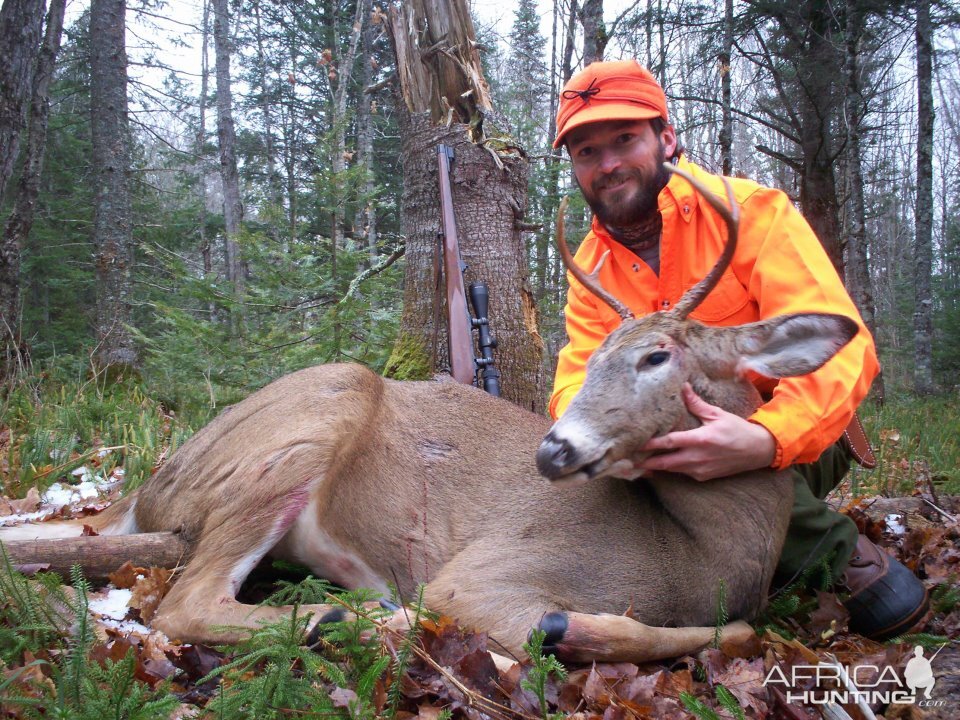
{"left": 733, "top": 314, "right": 860, "bottom": 379}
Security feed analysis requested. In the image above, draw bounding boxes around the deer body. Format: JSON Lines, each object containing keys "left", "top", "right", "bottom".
{"left": 2, "top": 169, "right": 860, "bottom": 662}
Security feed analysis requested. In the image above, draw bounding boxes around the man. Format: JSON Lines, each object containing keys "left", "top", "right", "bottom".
{"left": 551, "top": 59, "right": 927, "bottom": 639}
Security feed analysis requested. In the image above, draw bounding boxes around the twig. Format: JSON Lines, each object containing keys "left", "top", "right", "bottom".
{"left": 922, "top": 497, "right": 957, "bottom": 523}
{"left": 824, "top": 654, "right": 878, "bottom": 720}
{"left": 29, "top": 445, "right": 128, "bottom": 483}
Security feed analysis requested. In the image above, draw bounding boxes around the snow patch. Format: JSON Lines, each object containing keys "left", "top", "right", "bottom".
{"left": 885, "top": 513, "right": 907, "bottom": 535}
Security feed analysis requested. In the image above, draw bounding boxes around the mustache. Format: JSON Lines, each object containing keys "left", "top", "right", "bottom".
{"left": 593, "top": 169, "right": 643, "bottom": 192}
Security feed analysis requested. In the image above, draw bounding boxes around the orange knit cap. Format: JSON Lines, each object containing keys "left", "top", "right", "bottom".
{"left": 554, "top": 60, "right": 669, "bottom": 148}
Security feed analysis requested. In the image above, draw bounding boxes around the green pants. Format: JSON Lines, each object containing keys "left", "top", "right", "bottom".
{"left": 774, "top": 442, "right": 859, "bottom": 586}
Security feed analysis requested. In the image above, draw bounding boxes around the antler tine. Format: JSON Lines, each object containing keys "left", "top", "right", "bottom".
{"left": 556, "top": 196, "right": 635, "bottom": 321}
{"left": 666, "top": 164, "right": 740, "bottom": 320}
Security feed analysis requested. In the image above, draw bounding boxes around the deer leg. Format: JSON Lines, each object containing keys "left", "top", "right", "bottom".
{"left": 149, "top": 484, "right": 347, "bottom": 645}
{"left": 421, "top": 540, "right": 567, "bottom": 659}
{"left": 534, "top": 611, "right": 756, "bottom": 664}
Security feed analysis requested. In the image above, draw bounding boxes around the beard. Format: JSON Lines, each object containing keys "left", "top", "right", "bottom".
{"left": 579, "top": 142, "right": 670, "bottom": 231}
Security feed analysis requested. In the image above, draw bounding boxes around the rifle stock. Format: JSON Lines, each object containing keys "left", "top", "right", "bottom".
{"left": 437, "top": 145, "right": 482, "bottom": 387}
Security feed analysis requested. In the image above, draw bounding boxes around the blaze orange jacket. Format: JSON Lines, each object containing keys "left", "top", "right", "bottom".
{"left": 550, "top": 157, "right": 879, "bottom": 469}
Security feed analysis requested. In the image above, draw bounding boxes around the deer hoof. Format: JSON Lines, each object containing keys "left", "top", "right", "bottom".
{"left": 534, "top": 611, "right": 568, "bottom": 654}
{"left": 306, "top": 608, "right": 346, "bottom": 647}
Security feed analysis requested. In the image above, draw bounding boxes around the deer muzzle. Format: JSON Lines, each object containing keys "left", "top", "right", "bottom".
{"left": 536, "top": 430, "right": 606, "bottom": 486}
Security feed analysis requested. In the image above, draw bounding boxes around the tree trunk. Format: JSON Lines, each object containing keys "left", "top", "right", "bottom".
{"left": 355, "top": 3, "right": 378, "bottom": 267}
{"left": 90, "top": 0, "right": 137, "bottom": 369}
{"left": 0, "top": 0, "right": 44, "bottom": 204}
{"left": 581, "top": 0, "right": 605, "bottom": 64}
{"left": 797, "top": 21, "right": 843, "bottom": 272}
{"left": 913, "top": 0, "right": 935, "bottom": 394}
{"left": 386, "top": 0, "right": 545, "bottom": 412}
{"left": 252, "top": 0, "right": 280, "bottom": 209}
{"left": 719, "top": 0, "right": 733, "bottom": 176}
{"left": 198, "top": 0, "right": 211, "bottom": 277}
{"left": 842, "top": 0, "right": 882, "bottom": 401}
{"left": 213, "top": 0, "right": 243, "bottom": 301}
{"left": 1, "top": 0, "right": 66, "bottom": 380}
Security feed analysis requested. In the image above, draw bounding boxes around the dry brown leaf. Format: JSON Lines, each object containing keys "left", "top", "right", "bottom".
{"left": 108, "top": 560, "right": 146, "bottom": 589}
{"left": 130, "top": 566, "right": 173, "bottom": 623}
{"left": 330, "top": 686, "right": 359, "bottom": 708}
{"left": 808, "top": 591, "right": 850, "bottom": 640}
{"left": 7, "top": 486, "right": 41, "bottom": 514}
{"left": 713, "top": 656, "right": 768, "bottom": 717}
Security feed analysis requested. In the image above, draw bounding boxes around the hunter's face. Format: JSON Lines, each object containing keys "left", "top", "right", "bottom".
{"left": 567, "top": 119, "right": 677, "bottom": 226}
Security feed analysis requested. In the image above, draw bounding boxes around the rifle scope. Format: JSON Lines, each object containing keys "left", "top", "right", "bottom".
{"left": 469, "top": 281, "right": 501, "bottom": 397}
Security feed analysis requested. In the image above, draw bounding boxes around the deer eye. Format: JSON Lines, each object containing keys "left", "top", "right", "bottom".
{"left": 646, "top": 351, "right": 670, "bottom": 366}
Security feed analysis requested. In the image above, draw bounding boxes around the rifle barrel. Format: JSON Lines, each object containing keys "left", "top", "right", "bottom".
{"left": 437, "top": 145, "right": 476, "bottom": 386}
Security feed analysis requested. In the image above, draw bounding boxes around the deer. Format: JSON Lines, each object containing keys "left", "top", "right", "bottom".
{"left": 1, "top": 166, "right": 859, "bottom": 664}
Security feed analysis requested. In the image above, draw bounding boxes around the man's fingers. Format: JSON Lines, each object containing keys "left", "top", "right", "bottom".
{"left": 640, "top": 450, "right": 710, "bottom": 481}
{"left": 682, "top": 383, "right": 721, "bottom": 419}
{"left": 643, "top": 429, "right": 699, "bottom": 451}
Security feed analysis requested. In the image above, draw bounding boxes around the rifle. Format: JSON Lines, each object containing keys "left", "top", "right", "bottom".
{"left": 437, "top": 144, "right": 501, "bottom": 396}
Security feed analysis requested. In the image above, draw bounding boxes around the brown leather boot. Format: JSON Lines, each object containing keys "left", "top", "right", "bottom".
{"left": 841, "top": 535, "right": 929, "bottom": 640}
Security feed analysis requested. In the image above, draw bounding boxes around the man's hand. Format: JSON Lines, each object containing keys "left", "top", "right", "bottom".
{"left": 638, "top": 384, "right": 776, "bottom": 481}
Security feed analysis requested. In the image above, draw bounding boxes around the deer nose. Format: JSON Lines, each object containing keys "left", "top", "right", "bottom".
{"left": 536, "top": 434, "right": 579, "bottom": 480}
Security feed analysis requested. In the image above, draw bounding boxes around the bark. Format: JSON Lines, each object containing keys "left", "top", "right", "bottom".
{"left": 914, "top": 0, "right": 935, "bottom": 394}
{"left": 386, "top": 0, "right": 545, "bottom": 412}
{"left": 719, "top": 0, "right": 733, "bottom": 176}
{"left": 748, "top": 3, "right": 844, "bottom": 272}
{"left": 3, "top": 532, "right": 189, "bottom": 582}
{"left": 198, "top": 0, "right": 211, "bottom": 277}
{"left": 355, "top": 2, "right": 378, "bottom": 266}
{"left": 842, "top": 0, "right": 882, "bottom": 401}
{"left": 0, "top": 0, "right": 44, "bottom": 204}
{"left": 90, "top": 0, "right": 137, "bottom": 369}
{"left": 581, "top": 0, "right": 605, "bottom": 64}
{"left": 213, "top": 0, "right": 243, "bottom": 299}
{"left": 252, "top": 0, "right": 280, "bottom": 208}
{"left": 797, "top": 21, "right": 843, "bottom": 272}
{"left": 1, "top": 0, "right": 66, "bottom": 380}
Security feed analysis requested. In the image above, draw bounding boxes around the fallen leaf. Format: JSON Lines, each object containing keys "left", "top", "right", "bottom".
{"left": 808, "top": 591, "right": 849, "bottom": 639}
{"left": 7, "top": 487, "right": 41, "bottom": 514}
{"left": 130, "top": 567, "right": 173, "bottom": 623}
{"left": 330, "top": 686, "right": 359, "bottom": 708}
{"left": 109, "top": 560, "right": 146, "bottom": 589}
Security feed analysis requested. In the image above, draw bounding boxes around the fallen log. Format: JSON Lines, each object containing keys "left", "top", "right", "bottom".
{"left": 1, "top": 532, "right": 189, "bottom": 582}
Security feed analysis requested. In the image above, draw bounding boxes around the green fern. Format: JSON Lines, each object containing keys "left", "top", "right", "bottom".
{"left": 201, "top": 608, "right": 344, "bottom": 719}
{"left": 715, "top": 685, "right": 745, "bottom": 720}
{"left": 264, "top": 575, "right": 335, "bottom": 606}
{"left": 521, "top": 628, "right": 567, "bottom": 720}
{"left": 887, "top": 633, "right": 951, "bottom": 651}
{"left": 680, "top": 692, "right": 722, "bottom": 720}
{"left": 0, "top": 547, "right": 72, "bottom": 663}
{"left": 3, "top": 565, "right": 179, "bottom": 720}
{"left": 931, "top": 581, "right": 960, "bottom": 613}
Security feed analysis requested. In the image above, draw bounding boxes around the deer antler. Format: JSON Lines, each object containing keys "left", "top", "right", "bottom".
{"left": 556, "top": 196, "right": 635, "bottom": 321}
{"left": 665, "top": 164, "right": 740, "bottom": 320}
